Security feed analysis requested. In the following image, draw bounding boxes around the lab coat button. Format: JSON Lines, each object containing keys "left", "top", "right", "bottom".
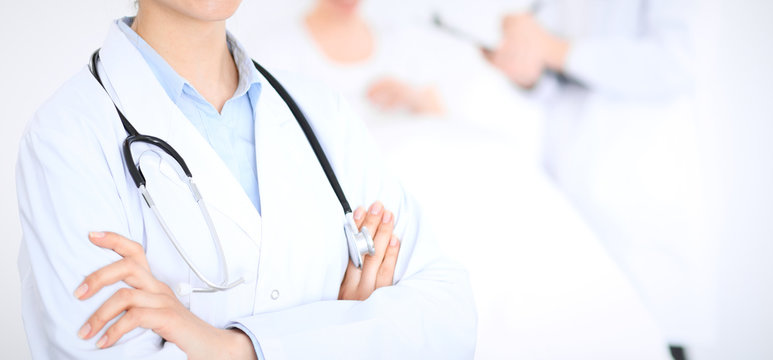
{"left": 271, "top": 289, "right": 280, "bottom": 300}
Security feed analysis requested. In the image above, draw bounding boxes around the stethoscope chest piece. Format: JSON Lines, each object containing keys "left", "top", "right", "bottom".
{"left": 344, "top": 213, "right": 375, "bottom": 268}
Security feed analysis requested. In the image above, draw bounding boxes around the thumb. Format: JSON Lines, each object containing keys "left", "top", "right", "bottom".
{"left": 481, "top": 47, "right": 496, "bottom": 64}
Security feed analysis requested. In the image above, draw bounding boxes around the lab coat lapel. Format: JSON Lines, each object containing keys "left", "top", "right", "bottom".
{"left": 251, "top": 70, "right": 291, "bottom": 250}
{"left": 252, "top": 67, "right": 348, "bottom": 297}
{"left": 98, "top": 22, "right": 261, "bottom": 245}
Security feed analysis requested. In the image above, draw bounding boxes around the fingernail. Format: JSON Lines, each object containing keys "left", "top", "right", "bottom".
{"left": 96, "top": 335, "right": 108, "bottom": 348}
{"left": 74, "top": 283, "right": 88, "bottom": 299}
{"left": 382, "top": 211, "right": 392, "bottom": 224}
{"left": 354, "top": 208, "right": 364, "bottom": 221}
{"left": 78, "top": 323, "right": 91, "bottom": 339}
{"left": 390, "top": 236, "right": 399, "bottom": 247}
{"left": 369, "top": 202, "right": 383, "bottom": 215}
{"left": 89, "top": 232, "right": 105, "bottom": 238}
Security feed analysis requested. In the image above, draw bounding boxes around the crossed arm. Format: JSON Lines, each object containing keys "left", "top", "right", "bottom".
{"left": 73, "top": 202, "right": 400, "bottom": 359}
{"left": 18, "top": 80, "right": 475, "bottom": 359}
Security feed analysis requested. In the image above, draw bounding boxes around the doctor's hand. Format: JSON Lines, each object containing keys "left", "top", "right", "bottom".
{"left": 367, "top": 77, "right": 445, "bottom": 115}
{"left": 484, "top": 13, "right": 569, "bottom": 88}
{"left": 74, "top": 232, "right": 257, "bottom": 360}
{"left": 339, "top": 202, "right": 401, "bottom": 301}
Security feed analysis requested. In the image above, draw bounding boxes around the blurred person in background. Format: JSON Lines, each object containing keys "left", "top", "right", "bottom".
{"left": 484, "top": 0, "right": 715, "bottom": 355}
{"left": 231, "top": 1, "right": 678, "bottom": 358}
{"left": 231, "top": 0, "right": 535, "bottom": 138}
{"left": 241, "top": 0, "right": 449, "bottom": 119}
{"left": 299, "top": 0, "right": 445, "bottom": 117}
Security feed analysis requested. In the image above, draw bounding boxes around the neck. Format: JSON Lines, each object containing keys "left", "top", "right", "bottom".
{"left": 307, "top": 2, "right": 360, "bottom": 27}
{"left": 305, "top": 2, "right": 374, "bottom": 64}
{"left": 132, "top": 3, "right": 238, "bottom": 112}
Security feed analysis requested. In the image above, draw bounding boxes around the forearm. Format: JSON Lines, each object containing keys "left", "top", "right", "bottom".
{"left": 221, "top": 329, "right": 259, "bottom": 360}
{"left": 563, "top": 37, "right": 693, "bottom": 98}
{"left": 409, "top": 86, "right": 445, "bottom": 115}
{"left": 543, "top": 33, "right": 570, "bottom": 73}
{"left": 232, "top": 204, "right": 475, "bottom": 358}
{"left": 230, "top": 259, "right": 476, "bottom": 359}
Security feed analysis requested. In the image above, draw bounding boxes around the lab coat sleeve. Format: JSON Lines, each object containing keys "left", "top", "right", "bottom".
{"left": 229, "top": 91, "right": 477, "bottom": 359}
{"left": 563, "top": 0, "right": 694, "bottom": 99}
{"left": 16, "top": 83, "right": 186, "bottom": 359}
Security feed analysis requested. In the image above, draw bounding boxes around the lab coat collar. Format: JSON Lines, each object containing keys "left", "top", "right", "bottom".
{"left": 98, "top": 20, "right": 262, "bottom": 244}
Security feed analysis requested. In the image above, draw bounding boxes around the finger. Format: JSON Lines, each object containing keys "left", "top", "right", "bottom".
{"left": 338, "top": 260, "right": 361, "bottom": 300}
{"left": 96, "top": 307, "right": 170, "bottom": 348}
{"left": 361, "top": 211, "right": 394, "bottom": 286}
{"left": 368, "top": 86, "right": 403, "bottom": 109}
{"left": 360, "top": 202, "right": 384, "bottom": 237}
{"left": 380, "top": 88, "right": 403, "bottom": 106}
{"left": 339, "top": 260, "right": 359, "bottom": 289}
{"left": 89, "top": 231, "right": 145, "bottom": 259}
{"left": 79, "top": 288, "right": 168, "bottom": 340}
{"left": 503, "top": 14, "right": 516, "bottom": 31}
{"left": 380, "top": 92, "right": 401, "bottom": 109}
{"left": 367, "top": 81, "right": 393, "bottom": 100}
{"left": 486, "top": 50, "right": 506, "bottom": 69}
{"left": 74, "top": 259, "right": 160, "bottom": 300}
{"left": 353, "top": 207, "right": 367, "bottom": 229}
{"left": 367, "top": 83, "right": 385, "bottom": 97}
{"left": 375, "top": 236, "right": 401, "bottom": 289}
{"left": 481, "top": 47, "right": 495, "bottom": 63}
{"left": 368, "top": 90, "right": 391, "bottom": 108}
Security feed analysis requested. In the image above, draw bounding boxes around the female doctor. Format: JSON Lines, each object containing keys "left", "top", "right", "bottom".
{"left": 15, "top": 0, "right": 476, "bottom": 359}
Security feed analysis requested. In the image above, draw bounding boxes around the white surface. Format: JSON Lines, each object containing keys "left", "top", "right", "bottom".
{"left": 687, "top": 0, "right": 773, "bottom": 358}
{"left": 0, "top": 3, "right": 134, "bottom": 358}
{"left": 370, "top": 118, "right": 671, "bottom": 359}
{"left": 515, "top": 0, "right": 717, "bottom": 346}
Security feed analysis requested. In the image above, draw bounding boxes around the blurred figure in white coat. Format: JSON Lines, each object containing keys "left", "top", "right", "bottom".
{"left": 230, "top": 0, "right": 534, "bottom": 139}
{"left": 485, "top": 0, "right": 716, "bottom": 352}
{"left": 240, "top": 0, "right": 448, "bottom": 118}
{"left": 231, "top": 1, "right": 676, "bottom": 359}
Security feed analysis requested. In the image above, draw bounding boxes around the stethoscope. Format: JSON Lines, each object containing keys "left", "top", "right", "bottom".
{"left": 88, "top": 50, "right": 375, "bottom": 293}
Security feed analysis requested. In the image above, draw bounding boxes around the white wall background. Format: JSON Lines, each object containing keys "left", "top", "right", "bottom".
{"left": 0, "top": 0, "right": 771, "bottom": 359}
{"left": 688, "top": 0, "right": 773, "bottom": 358}
{"left": 0, "top": 2, "right": 135, "bottom": 357}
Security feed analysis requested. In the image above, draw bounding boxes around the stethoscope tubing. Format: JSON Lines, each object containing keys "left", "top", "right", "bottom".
{"left": 88, "top": 48, "right": 375, "bottom": 293}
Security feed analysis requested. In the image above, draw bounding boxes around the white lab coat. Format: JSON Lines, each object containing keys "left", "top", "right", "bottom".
{"left": 530, "top": 0, "right": 715, "bottom": 346}
{"left": 16, "top": 21, "right": 476, "bottom": 359}
{"left": 535, "top": 0, "right": 694, "bottom": 99}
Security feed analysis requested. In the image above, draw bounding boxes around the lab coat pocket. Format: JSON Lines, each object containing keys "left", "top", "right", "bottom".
{"left": 188, "top": 204, "right": 259, "bottom": 327}
{"left": 135, "top": 155, "right": 199, "bottom": 305}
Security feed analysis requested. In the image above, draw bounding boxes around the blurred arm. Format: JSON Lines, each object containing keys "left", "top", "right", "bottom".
{"left": 561, "top": 0, "right": 694, "bottom": 99}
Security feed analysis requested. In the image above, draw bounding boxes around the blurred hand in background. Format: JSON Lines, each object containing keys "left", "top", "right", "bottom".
{"left": 484, "top": 13, "right": 569, "bottom": 89}
{"left": 367, "top": 77, "right": 444, "bottom": 115}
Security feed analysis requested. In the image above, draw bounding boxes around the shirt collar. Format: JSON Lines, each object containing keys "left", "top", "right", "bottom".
{"left": 116, "top": 17, "right": 261, "bottom": 110}
{"left": 228, "top": 31, "right": 262, "bottom": 111}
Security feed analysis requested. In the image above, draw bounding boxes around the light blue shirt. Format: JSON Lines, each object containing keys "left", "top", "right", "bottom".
{"left": 118, "top": 17, "right": 262, "bottom": 214}
{"left": 118, "top": 18, "right": 265, "bottom": 359}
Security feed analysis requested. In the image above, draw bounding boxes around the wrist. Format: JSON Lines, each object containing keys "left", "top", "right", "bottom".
{"left": 409, "top": 87, "right": 444, "bottom": 115}
{"left": 219, "top": 328, "right": 258, "bottom": 360}
{"left": 542, "top": 33, "right": 570, "bottom": 72}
